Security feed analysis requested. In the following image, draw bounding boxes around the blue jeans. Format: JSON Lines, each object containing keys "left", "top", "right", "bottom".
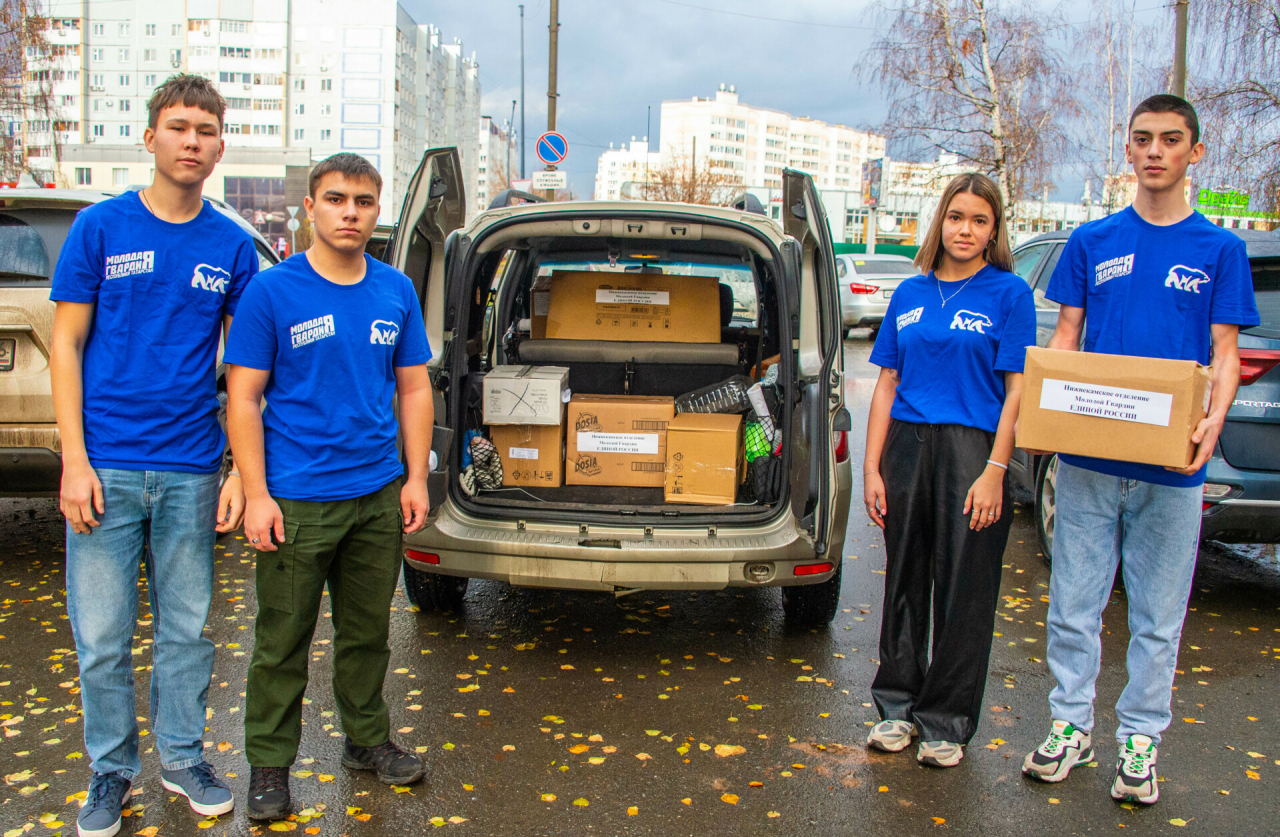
{"left": 66, "top": 468, "right": 220, "bottom": 778}
{"left": 1046, "top": 460, "right": 1202, "bottom": 745}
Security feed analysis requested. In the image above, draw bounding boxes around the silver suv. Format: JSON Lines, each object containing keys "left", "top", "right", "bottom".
{"left": 390, "top": 150, "right": 853, "bottom": 625}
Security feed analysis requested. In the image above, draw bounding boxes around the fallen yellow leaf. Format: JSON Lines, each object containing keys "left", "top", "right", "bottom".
{"left": 573, "top": 797, "right": 589, "bottom": 807}
{"left": 1247, "top": 770, "right": 1260, "bottom": 780}
{"left": 568, "top": 744, "right": 589, "bottom": 754}
{"left": 317, "top": 774, "right": 334, "bottom": 782}
{"left": 767, "top": 811, "right": 780, "bottom": 818}
{"left": 635, "top": 752, "right": 652, "bottom": 760}
{"left": 627, "top": 805, "right": 639, "bottom": 816}
{"left": 1169, "top": 818, "right": 1190, "bottom": 827}
{"left": 540, "top": 793, "right": 557, "bottom": 802}
{"left": 721, "top": 793, "right": 739, "bottom": 805}
{"left": 448, "top": 817, "right": 468, "bottom": 824}
{"left": 932, "top": 817, "right": 946, "bottom": 825}
{"left": 715, "top": 744, "right": 746, "bottom": 757}
{"left": 681, "top": 798, "right": 692, "bottom": 805}
{"left": 878, "top": 786, "right": 888, "bottom": 793}
{"left": 136, "top": 829, "right": 160, "bottom": 837}
{"left": 269, "top": 823, "right": 298, "bottom": 831}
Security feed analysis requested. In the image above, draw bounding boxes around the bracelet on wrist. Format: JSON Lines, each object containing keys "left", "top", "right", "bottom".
{"left": 863, "top": 469, "right": 879, "bottom": 476}
{"left": 986, "top": 459, "right": 1008, "bottom": 471}
{"left": 228, "top": 470, "right": 241, "bottom": 478}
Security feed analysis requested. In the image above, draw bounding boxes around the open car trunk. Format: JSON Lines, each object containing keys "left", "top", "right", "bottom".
{"left": 443, "top": 211, "right": 796, "bottom": 523}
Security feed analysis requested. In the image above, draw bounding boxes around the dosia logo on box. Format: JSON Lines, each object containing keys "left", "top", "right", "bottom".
{"left": 1165, "top": 265, "right": 1212, "bottom": 294}
{"left": 369, "top": 319, "right": 400, "bottom": 345}
{"left": 950, "top": 309, "right": 992, "bottom": 334}
{"left": 191, "top": 263, "right": 230, "bottom": 294}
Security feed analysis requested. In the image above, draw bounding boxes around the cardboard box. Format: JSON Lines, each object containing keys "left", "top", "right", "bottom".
{"left": 1017, "top": 347, "right": 1211, "bottom": 469}
{"left": 530, "top": 275, "right": 551, "bottom": 339}
{"left": 566, "top": 394, "right": 674, "bottom": 486}
{"left": 664, "top": 413, "right": 744, "bottom": 505}
{"left": 490, "top": 423, "right": 564, "bottom": 487}
{"left": 483, "top": 365, "right": 570, "bottom": 426}
{"left": 545, "top": 270, "right": 722, "bottom": 344}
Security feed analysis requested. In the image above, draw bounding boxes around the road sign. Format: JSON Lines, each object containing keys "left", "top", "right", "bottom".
{"left": 286, "top": 205, "right": 299, "bottom": 218}
{"left": 532, "top": 170, "right": 567, "bottom": 191}
{"left": 536, "top": 131, "right": 568, "bottom": 165}
{"left": 286, "top": 218, "right": 301, "bottom": 232}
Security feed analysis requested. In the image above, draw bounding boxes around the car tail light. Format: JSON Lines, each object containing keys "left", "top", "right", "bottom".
{"left": 405, "top": 549, "right": 440, "bottom": 564}
{"left": 849, "top": 282, "right": 879, "bottom": 294}
{"left": 834, "top": 430, "right": 849, "bottom": 463}
{"left": 1239, "top": 349, "right": 1280, "bottom": 386}
{"left": 1202, "top": 482, "right": 1232, "bottom": 500}
{"left": 794, "top": 561, "right": 834, "bottom": 576}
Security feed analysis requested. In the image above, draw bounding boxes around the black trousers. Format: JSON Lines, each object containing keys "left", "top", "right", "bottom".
{"left": 870, "top": 420, "right": 1012, "bottom": 744}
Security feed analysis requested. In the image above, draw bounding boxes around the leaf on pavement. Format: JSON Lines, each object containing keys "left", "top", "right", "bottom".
{"left": 715, "top": 744, "right": 745, "bottom": 757}
{"left": 721, "top": 793, "right": 739, "bottom": 805}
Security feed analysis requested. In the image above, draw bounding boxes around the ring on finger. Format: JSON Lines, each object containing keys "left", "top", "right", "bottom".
{"left": 251, "top": 538, "right": 259, "bottom": 543}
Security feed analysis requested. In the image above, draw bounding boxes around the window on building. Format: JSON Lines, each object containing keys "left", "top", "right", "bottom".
{"left": 224, "top": 177, "right": 287, "bottom": 237}
{"left": 143, "top": 49, "right": 156, "bottom": 62}
{"left": 320, "top": 78, "right": 332, "bottom": 91}
{"left": 119, "top": 99, "right": 130, "bottom": 111}
{"left": 119, "top": 125, "right": 130, "bottom": 137}
{"left": 118, "top": 22, "right": 129, "bottom": 36}
{"left": 170, "top": 49, "right": 181, "bottom": 64}
{"left": 252, "top": 99, "right": 282, "bottom": 111}
{"left": 118, "top": 49, "right": 129, "bottom": 62}
{"left": 92, "top": 124, "right": 104, "bottom": 137}
{"left": 54, "top": 121, "right": 79, "bottom": 132}
{"left": 225, "top": 97, "right": 251, "bottom": 109}
{"left": 75, "top": 167, "right": 91, "bottom": 185}
{"left": 219, "top": 72, "right": 252, "bottom": 84}
{"left": 144, "top": 23, "right": 156, "bottom": 36}
{"left": 293, "top": 78, "right": 305, "bottom": 91}
{"left": 171, "top": 23, "right": 181, "bottom": 36}
{"left": 60, "top": 95, "right": 75, "bottom": 106}
{"left": 91, "top": 48, "right": 102, "bottom": 62}
{"left": 319, "top": 104, "right": 331, "bottom": 116}
{"left": 220, "top": 20, "right": 249, "bottom": 33}
{"left": 92, "top": 23, "right": 103, "bottom": 36}
{"left": 112, "top": 168, "right": 128, "bottom": 186}
{"left": 118, "top": 74, "right": 130, "bottom": 86}
{"left": 143, "top": 74, "right": 156, "bottom": 87}
{"left": 320, "top": 128, "right": 331, "bottom": 141}
{"left": 251, "top": 124, "right": 281, "bottom": 136}
{"left": 255, "top": 73, "right": 283, "bottom": 86}
{"left": 293, "top": 128, "right": 304, "bottom": 140}
{"left": 294, "top": 103, "right": 304, "bottom": 115}
{"left": 91, "top": 74, "right": 104, "bottom": 88}
{"left": 220, "top": 46, "right": 251, "bottom": 59}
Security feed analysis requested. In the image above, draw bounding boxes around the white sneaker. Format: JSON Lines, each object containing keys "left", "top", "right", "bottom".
{"left": 917, "top": 740, "right": 964, "bottom": 767}
{"left": 1022, "top": 719, "right": 1095, "bottom": 783}
{"left": 1110, "top": 735, "right": 1159, "bottom": 804}
{"left": 867, "top": 719, "right": 917, "bottom": 753}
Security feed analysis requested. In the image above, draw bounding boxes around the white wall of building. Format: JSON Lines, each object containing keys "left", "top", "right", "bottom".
{"left": 593, "top": 138, "right": 661, "bottom": 201}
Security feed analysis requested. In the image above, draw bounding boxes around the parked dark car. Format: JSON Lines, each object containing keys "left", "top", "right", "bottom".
{"left": 1009, "top": 227, "right": 1280, "bottom": 560}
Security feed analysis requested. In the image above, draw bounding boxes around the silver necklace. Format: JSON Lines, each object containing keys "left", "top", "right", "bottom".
{"left": 937, "top": 273, "right": 976, "bottom": 307}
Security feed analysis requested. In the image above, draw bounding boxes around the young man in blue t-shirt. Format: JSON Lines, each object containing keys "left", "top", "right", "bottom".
{"left": 50, "top": 75, "right": 258, "bottom": 836}
{"left": 224, "top": 153, "right": 434, "bottom": 821}
{"left": 1022, "top": 96, "right": 1259, "bottom": 805}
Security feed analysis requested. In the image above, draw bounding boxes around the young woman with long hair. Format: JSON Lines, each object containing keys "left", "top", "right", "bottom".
{"left": 862, "top": 173, "right": 1036, "bottom": 767}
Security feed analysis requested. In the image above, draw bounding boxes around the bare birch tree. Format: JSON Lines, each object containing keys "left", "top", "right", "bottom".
{"left": 855, "top": 0, "right": 1070, "bottom": 217}
{"left": 0, "top": 0, "right": 65, "bottom": 183}
{"left": 639, "top": 153, "right": 743, "bottom": 206}
{"left": 1188, "top": 0, "right": 1280, "bottom": 213}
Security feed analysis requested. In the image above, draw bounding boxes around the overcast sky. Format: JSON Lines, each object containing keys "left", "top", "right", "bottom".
{"left": 401, "top": 0, "right": 1173, "bottom": 203}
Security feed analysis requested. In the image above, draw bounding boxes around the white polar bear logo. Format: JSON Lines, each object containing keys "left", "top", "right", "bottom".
{"left": 370, "top": 319, "right": 400, "bottom": 345}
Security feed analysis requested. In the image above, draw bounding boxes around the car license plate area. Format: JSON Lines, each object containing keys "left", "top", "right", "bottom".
{"left": 882, "top": 290, "right": 893, "bottom": 299}
{"left": 0, "top": 337, "right": 14, "bottom": 371}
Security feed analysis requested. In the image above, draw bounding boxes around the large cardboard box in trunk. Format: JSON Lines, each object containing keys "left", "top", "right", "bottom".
{"left": 545, "top": 270, "right": 721, "bottom": 343}
{"left": 490, "top": 423, "right": 564, "bottom": 488}
{"left": 664, "top": 413, "right": 744, "bottom": 505}
{"left": 1017, "top": 347, "right": 1211, "bottom": 469}
{"left": 529, "top": 275, "right": 551, "bottom": 339}
{"left": 483, "top": 365, "right": 570, "bottom": 426}
{"left": 566, "top": 394, "right": 674, "bottom": 486}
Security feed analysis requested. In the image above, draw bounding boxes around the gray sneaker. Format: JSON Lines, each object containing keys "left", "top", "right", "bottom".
{"left": 1023, "top": 720, "right": 1095, "bottom": 783}
{"left": 1110, "top": 734, "right": 1159, "bottom": 804}
{"left": 867, "top": 719, "right": 917, "bottom": 753}
{"left": 77, "top": 772, "right": 131, "bottom": 837}
{"left": 161, "top": 762, "right": 234, "bottom": 817}
{"left": 917, "top": 740, "right": 964, "bottom": 767}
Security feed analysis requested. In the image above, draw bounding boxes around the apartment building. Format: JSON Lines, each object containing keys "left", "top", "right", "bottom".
{"left": 13, "top": 0, "right": 481, "bottom": 223}
{"left": 659, "top": 85, "right": 886, "bottom": 193}
{"left": 592, "top": 138, "right": 660, "bottom": 201}
{"left": 476, "top": 115, "right": 514, "bottom": 211}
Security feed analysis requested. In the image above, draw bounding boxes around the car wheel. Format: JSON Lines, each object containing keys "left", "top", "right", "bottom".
{"left": 867, "top": 327, "right": 879, "bottom": 343}
{"left": 402, "top": 560, "right": 469, "bottom": 612}
{"left": 781, "top": 560, "right": 842, "bottom": 627}
{"left": 1034, "top": 454, "right": 1058, "bottom": 565}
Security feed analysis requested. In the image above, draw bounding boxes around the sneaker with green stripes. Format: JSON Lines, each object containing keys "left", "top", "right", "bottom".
{"left": 1022, "top": 719, "right": 1094, "bottom": 783}
{"left": 1110, "top": 734, "right": 1159, "bottom": 804}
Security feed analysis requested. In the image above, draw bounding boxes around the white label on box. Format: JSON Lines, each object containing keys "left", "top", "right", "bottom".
{"left": 509, "top": 446, "right": 540, "bottom": 460}
{"left": 577, "top": 431, "right": 659, "bottom": 455}
{"left": 1040, "top": 378, "right": 1173, "bottom": 427}
{"left": 533, "top": 291, "right": 550, "bottom": 316}
{"left": 595, "top": 289, "right": 670, "bottom": 306}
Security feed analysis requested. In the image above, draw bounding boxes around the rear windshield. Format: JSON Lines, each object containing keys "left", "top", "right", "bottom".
{"left": 536, "top": 259, "right": 758, "bottom": 326}
{"left": 849, "top": 258, "right": 916, "bottom": 276}
{"left": 1248, "top": 257, "right": 1280, "bottom": 339}
{"left": 0, "top": 215, "right": 52, "bottom": 286}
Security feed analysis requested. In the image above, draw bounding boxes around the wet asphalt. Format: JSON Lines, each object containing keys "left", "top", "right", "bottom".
{"left": 2, "top": 336, "right": 1279, "bottom": 837}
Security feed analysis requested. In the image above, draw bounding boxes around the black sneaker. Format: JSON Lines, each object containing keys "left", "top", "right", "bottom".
{"left": 341, "top": 737, "right": 426, "bottom": 785}
{"left": 246, "top": 766, "right": 291, "bottom": 821}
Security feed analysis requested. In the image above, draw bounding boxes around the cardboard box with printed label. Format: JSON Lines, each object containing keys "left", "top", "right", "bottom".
{"left": 490, "top": 423, "right": 564, "bottom": 488}
{"left": 1016, "top": 347, "right": 1211, "bottom": 469}
{"left": 565, "top": 394, "right": 674, "bottom": 487}
{"left": 664, "top": 413, "right": 745, "bottom": 505}
{"left": 483, "top": 365, "right": 570, "bottom": 426}
{"left": 545, "top": 270, "right": 722, "bottom": 344}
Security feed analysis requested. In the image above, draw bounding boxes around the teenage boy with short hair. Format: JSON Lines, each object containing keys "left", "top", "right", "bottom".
{"left": 50, "top": 75, "right": 258, "bottom": 837}
{"left": 224, "top": 153, "right": 434, "bottom": 821}
{"left": 1021, "top": 95, "right": 1259, "bottom": 804}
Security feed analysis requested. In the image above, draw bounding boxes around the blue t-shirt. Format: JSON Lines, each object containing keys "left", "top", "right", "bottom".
{"left": 1045, "top": 207, "right": 1259, "bottom": 487}
{"left": 223, "top": 252, "right": 431, "bottom": 502}
{"left": 49, "top": 191, "right": 258, "bottom": 473}
{"left": 870, "top": 265, "right": 1036, "bottom": 433}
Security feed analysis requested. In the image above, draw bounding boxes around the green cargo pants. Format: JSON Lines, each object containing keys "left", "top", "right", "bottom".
{"left": 245, "top": 481, "right": 402, "bottom": 767}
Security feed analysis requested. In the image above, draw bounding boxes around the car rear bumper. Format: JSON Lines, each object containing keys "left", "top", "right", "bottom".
{"left": 403, "top": 501, "right": 839, "bottom": 591}
{"left": 0, "top": 426, "right": 60, "bottom": 496}
{"left": 842, "top": 300, "right": 889, "bottom": 328}
{"left": 1201, "top": 454, "right": 1280, "bottom": 543}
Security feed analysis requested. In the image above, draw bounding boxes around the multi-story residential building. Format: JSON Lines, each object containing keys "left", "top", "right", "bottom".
{"left": 10, "top": 0, "right": 481, "bottom": 224}
{"left": 592, "top": 138, "right": 660, "bottom": 201}
{"left": 659, "top": 85, "right": 886, "bottom": 193}
{"left": 476, "top": 115, "right": 514, "bottom": 211}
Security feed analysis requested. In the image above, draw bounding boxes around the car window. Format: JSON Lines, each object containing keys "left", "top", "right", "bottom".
{"left": 1013, "top": 242, "right": 1051, "bottom": 285}
{"left": 254, "top": 242, "right": 278, "bottom": 273}
{"left": 0, "top": 215, "right": 52, "bottom": 287}
{"left": 1031, "top": 244, "right": 1063, "bottom": 310}
{"left": 837, "top": 258, "right": 847, "bottom": 279}
{"left": 1247, "top": 257, "right": 1280, "bottom": 339}
{"left": 850, "top": 258, "right": 915, "bottom": 275}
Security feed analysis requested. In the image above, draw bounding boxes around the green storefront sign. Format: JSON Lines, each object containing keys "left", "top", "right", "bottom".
{"left": 1195, "top": 189, "right": 1277, "bottom": 220}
